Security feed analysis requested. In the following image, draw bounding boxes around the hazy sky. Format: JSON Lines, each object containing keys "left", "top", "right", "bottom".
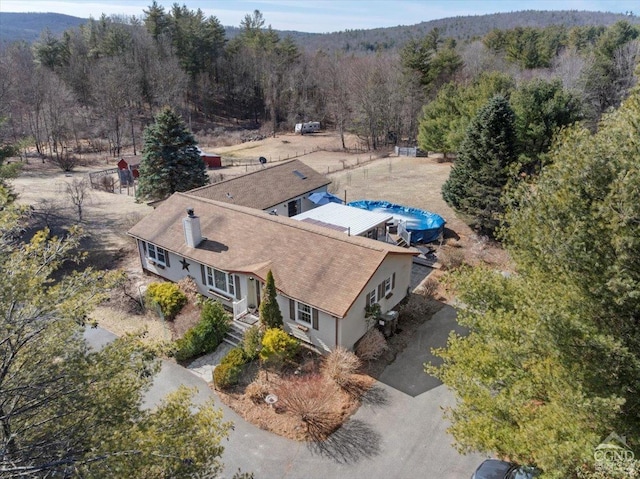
{"left": 2, "top": 0, "right": 638, "bottom": 33}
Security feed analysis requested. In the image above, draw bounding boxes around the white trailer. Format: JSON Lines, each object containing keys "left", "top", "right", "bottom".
{"left": 294, "top": 121, "right": 321, "bottom": 134}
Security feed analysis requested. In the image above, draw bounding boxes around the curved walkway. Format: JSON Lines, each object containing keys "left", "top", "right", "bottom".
{"left": 84, "top": 306, "right": 486, "bottom": 479}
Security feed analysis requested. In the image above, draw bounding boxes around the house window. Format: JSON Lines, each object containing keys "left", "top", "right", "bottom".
{"left": 297, "top": 301, "right": 312, "bottom": 324}
{"left": 147, "top": 243, "right": 167, "bottom": 266}
{"left": 289, "top": 298, "right": 318, "bottom": 330}
{"left": 376, "top": 272, "right": 396, "bottom": 301}
{"left": 367, "top": 289, "right": 377, "bottom": 306}
{"left": 383, "top": 277, "right": 392, "bottom": 295}
{"left": 206, "top": 266, "right": 235, "bottom": 297}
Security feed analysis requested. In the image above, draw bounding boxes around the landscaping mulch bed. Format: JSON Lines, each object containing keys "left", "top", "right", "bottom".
{"left": 214, "top": 297, "right": 443, "bottom": 442}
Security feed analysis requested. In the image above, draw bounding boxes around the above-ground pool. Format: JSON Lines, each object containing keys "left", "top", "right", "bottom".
{"left": 348, "top": 200, "right": 445, "bottom": 244}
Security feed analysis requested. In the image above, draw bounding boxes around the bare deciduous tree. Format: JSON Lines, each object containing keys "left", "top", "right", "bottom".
{"left": 65, "top": 178, "right": 90, "bottom": 222}
{"left": 551, "top": 48, "right": 587, "bottom": 91}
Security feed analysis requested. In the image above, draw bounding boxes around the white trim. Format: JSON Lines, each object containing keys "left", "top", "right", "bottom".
{"left": 296, "top": 301, "right": 312, "bottom": 324}
{"left": 367, "top": 289, "right": 377, "bottom": 306}
{"left": 147, "top": 243, "right": 167, "bottom": 266}
{"left": 205, "top": 266, "right": 235, "bottom": 297}
{"left": 383, "top": 277, "right": 392, "bottom": 295}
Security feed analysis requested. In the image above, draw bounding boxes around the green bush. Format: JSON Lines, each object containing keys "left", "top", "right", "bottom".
{"left": 213, "top": 363, "right": 240, "bottom": 389}
{"left": 259, "top": 328, "right": 299, "bottom": 364}
{"left": 242, "top": 326, "right": 263, "bottom": 360}
{"left": 221, "top": 347, "right": 247, "bottom": 368}
{"left": 174, "top": 300, "right": 230, "bottom": 361}
{"left": 145, "top": 282, "right": 187, "bottom": 320}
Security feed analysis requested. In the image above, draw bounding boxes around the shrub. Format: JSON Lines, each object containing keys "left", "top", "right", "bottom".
{"left": 259, "top": 328, "right": 299, "bottom": 364}
{"left": 213, "top": 363, "right": 240, "bottom": 389}
{"left": 221, "top": 347, "right": 247, "bottom": 368}
{"left": 174, "top": 300, "right": 230, "bottom": 361}
{"left": 176, "top": 276, "right": 199, "bottom": 299}
{"left": 242, "top": 326, "right": 263, "bottom": 360}
{"left": 439, "top": 247, "right": 466, "bottom": 271}
{"left": 275, "top": 374, "right": 340, "bottom": 438}
{"left": 245, "top": 373, "right": 270, "bottom": 403}
{"left": 418, "top": 277, "right": 439, "bottom": 299}
{"left": 398, "top": 293, "right": 439, "bottom": 322}
{"left": 145, "top": 282, "right": 187, "bottom": 320}
{"left": 322, "top": 347, "right": 362, "bottom": 387}
{"left": 355, "top": 329, "right": 388, "bottom": 361}
{"left": 213, "top": 347, "right": 248, "bottom": 389}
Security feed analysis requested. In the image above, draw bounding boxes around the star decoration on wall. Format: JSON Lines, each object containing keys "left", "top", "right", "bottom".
{"left": 180, "top": 258, "right": 190, "bottom": 271}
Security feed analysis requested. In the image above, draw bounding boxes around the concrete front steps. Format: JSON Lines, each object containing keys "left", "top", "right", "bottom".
{"left": 223, "top": 315, "right": 258, "bottom": 347}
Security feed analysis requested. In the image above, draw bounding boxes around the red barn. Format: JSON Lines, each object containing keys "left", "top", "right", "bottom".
{"left": 200, "top": 151, "right": 222, "bottom": 168}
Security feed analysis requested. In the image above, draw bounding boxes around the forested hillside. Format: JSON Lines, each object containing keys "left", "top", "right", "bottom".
{"left": 3, "top": 10, "right": 638, "bottom": 50}
{"left": 0, "top": 4, "right": 638, "bottom": 167}
{"left": 0, "top": 12, "right": 87, "bottom": 43}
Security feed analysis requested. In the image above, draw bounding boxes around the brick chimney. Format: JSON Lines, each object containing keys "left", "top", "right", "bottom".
{"left": 183, "top": 208, "right": 202, "bottom": 247}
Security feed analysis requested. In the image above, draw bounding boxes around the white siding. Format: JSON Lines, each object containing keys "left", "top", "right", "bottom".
{"left": 276, "top": 295, "right": 336, "bottom": 354}
{"left": 269, "top": 186, "right": 329, "bottom": 217}
{"left": 339, "top": 254, "right": 413, "bottom": 350}
{"left": 138, "top": 240, "right": 247, "bottom": 312}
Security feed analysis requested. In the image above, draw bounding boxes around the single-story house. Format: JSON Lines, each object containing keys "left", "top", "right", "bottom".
{"left": 186, "top": 159, "right": 330, "bottom": 217}
{"left": 128, "top": 193, "right": 417, "bottom": 352}
{"left": 292, "top": 202, "right": 393, "bottom": 241}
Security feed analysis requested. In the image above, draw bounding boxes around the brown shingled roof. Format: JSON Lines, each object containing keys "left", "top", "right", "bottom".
{"left": 128, "top": 193, "right": 416, "bottom": 318}
{"left": 186, "top": 159, "right": 331, "bottom": 210}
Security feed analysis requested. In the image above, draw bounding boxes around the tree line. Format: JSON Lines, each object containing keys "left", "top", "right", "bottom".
{"left": 431, "top": 82, "right": 640, "bottom": 479}
{"left": 0, "top": 4, "right": 638, "bottom": 164}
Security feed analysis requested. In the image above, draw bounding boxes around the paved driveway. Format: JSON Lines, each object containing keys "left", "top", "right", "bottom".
{"left": 85, "top": 306, "right": 486, "bottom": 479}
{"left": 219, "top": 305, "right": 485, "bottom": 479}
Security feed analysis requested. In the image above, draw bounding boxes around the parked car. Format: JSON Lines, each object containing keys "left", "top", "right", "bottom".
{"left": 471, "top": 459, "right": 540, "bottom": 479}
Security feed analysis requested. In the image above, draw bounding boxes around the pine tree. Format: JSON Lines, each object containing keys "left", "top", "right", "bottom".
{"left": 259, "top": 270, "right": 283, "bottom": 329}
{"left": 136, "top": 107, "right": 208, "bottom": 201}
{"left": 432, "top": 88, "right": 640, "bottom": 478}
{"left": 442, "top": 94, "right": 517, "bottom": 235}
{"left": 0, "top": 195, "right": 232, "bottom": 477}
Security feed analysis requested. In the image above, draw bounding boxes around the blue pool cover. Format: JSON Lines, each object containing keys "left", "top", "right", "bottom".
{"left": 348, "top": 200, "right": 446, "bottom": 244}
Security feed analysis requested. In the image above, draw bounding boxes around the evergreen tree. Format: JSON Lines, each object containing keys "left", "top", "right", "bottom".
{"left": 259, "top": 270, "right": 283, "bottom": 329}
{"left": 442, "top": 94, "right": 517, "bottom": 235}
{"left": 432, "top": 87, "right": 640, "bottom": 478}
{"left": 510, "top": 78, "right": 583, "bottom": 175}
{"left": 137, "top": 107, "right": 208, "bottom": 201}
{"left": 417, "top": 72, "right": 514, "bottom": 157}
{"left": 0, "top": 194, "right": 232, "bottom": 476}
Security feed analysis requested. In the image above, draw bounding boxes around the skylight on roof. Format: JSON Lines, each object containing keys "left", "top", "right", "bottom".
{"left": 293, "top": 170, "right": 307, "bottom": 179}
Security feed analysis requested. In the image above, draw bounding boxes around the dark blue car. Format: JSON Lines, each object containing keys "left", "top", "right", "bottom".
{"left": 471, "top": 459, "right": 539, "bottom": 479}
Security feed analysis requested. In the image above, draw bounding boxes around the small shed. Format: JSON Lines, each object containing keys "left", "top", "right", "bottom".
{"left": 199, "top": 149, "right": 222, "bottom": 168}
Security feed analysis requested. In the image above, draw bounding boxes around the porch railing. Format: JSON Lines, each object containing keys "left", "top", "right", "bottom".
{"left": 398, "top": 220, "right": 411, "bottom": 246}
{"left": 233, "top": 297, "right": 247, "bottom": 319}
